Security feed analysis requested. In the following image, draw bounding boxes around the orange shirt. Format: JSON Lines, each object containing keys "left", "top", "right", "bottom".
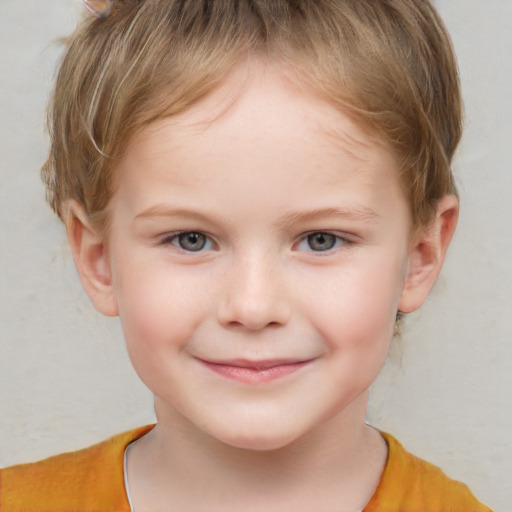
{"left": 0, "top": 425, "right": 492, "bottom": 512}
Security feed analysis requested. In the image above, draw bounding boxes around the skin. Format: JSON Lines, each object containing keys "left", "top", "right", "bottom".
{"left": 67, "top": 61, "right": 458, "bottom": 511}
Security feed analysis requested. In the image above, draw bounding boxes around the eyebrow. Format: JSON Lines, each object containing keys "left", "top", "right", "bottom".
{"left": 274, "top": 206, "right": 379, "bottom": 229}
{"left": 135, "top": 205, "right": 212, "bottom": 222}
{"left": 135, "top": 204, "right": 379, "bottom": 227}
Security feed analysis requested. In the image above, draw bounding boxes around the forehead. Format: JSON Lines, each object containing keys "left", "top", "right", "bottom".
{"left": 115, "top": 60, "right": 406, "bottom": 223}
{"left": 179, "top": 61, "right": 384, "bottom": 153}
{"left": 131, "top": 60, "right": 394, "bottom": 172}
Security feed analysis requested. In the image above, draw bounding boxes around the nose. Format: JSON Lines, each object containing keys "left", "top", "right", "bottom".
{"left": 216, "top": 252, "right": 292, "bottom": 331}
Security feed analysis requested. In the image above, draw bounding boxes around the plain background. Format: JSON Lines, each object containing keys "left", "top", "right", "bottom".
{"left": 1, "top": 0, "right": 510, "bottom": 510}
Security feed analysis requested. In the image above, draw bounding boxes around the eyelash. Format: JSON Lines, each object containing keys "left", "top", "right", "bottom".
{"left": 160, "top": 231, "right": 215, "bottom": 252}
{"left": 160, "top": 230, "right": 349, "bottom": 254}
{"left": 296, "top": 231, "right": 348, "bottom": 253}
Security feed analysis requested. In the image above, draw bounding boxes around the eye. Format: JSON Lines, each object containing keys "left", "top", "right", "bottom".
{"left": 167, "top": 231, "right": 214, "bottom": 252}
{"left": 297, "top": 232, "right": 345, "bottom": 252}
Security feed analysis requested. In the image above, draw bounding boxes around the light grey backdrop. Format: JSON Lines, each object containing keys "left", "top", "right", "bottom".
{"left": 1, "top": 0, "right": 510, "bottom": 510}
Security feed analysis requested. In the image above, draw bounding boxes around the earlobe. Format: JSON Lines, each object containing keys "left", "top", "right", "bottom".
{"left": 398, "top": 194, "right": 459, "bottom": 313}
{"left": 64, "top": 201, "right": 119, "bottom": 317}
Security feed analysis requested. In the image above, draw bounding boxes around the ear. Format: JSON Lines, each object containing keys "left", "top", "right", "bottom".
{"left": 398, "top": 194, "right": 459, "bottom": 313}
{"left": 64, "top": 201, "right": 119, "bottom": 317}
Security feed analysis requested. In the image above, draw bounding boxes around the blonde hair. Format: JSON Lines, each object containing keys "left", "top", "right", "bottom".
{"left": 43, "top": 0, "right": 462, "bottom": 229}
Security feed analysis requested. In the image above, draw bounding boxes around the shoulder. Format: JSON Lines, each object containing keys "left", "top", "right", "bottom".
{"left": 365, "top": 432, "right": 493, "bottom": 512}
{"left": 0, "top": 425, "right": 154, "bottom": 512}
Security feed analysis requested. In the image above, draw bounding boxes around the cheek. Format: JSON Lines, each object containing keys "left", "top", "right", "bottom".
{"left": 112, "top": 257, "right": 209, "bottom": 353}
{"left": 302, "top": 255, "right": 406, "bottom": 350}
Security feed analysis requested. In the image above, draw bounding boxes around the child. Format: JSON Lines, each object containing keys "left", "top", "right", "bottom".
{"left": 0, "top": 0, "right": 494, "bottom": 510}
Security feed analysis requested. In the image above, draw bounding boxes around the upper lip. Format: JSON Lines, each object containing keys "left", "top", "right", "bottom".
{"left": 196, "top": 358, "right": 311, "bottom": 371}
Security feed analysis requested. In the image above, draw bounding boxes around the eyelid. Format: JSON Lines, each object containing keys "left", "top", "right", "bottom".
{"left": 156, "top": 229, "right": 353, "bottom": 253}
{"left": 295, "top": 230, "right": 351, "bottom": 252}
{"left": 159, "top": 230, "right": 217, "bottom": 252}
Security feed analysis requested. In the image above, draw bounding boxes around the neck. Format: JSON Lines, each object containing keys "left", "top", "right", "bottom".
{"left": 127, "top": 392, "right": 387, "bottom": 512}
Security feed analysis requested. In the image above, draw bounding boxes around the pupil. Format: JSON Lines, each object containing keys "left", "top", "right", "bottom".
{"left": 179, "top": 232, "right": 206, "bottom": 251}
{"left": 308, "top": 232, "right": 335, "bottom": 251}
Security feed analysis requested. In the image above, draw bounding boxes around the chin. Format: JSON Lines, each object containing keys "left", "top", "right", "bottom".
{"left": 212, "top": 421, "right": 306, "bottom": 452}
{"left": 222, "top": 434, "right": 296, "bottom": 452}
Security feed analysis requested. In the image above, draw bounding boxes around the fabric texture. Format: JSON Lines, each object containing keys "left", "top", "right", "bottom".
{"left": 0, "top": 425, "right": 492, "bottom": 512}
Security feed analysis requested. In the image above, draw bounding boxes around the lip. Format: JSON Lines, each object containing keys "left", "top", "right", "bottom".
{"left": 196, "top": 358, "right": 313, "bottom": 385}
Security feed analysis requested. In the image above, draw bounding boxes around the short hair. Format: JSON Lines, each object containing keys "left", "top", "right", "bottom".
{"left": 43, "top": 0, "right": 462, "bottom": 229}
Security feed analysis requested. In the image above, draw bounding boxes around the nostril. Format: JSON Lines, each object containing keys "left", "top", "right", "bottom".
{"left": 216, "top": 263, "right": 292, "bottom": 329}
{"left": 218, "top": 302, "right": 291, "bottom": 331}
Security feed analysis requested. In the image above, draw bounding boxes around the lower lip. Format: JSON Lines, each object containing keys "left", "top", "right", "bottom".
{"left": 198, "top": 360, "right": 311, "bottom": 385}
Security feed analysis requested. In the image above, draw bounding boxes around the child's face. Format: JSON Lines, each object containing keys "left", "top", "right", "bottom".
{"left": 103, "top": 63, "right": 414, "bottom": 449}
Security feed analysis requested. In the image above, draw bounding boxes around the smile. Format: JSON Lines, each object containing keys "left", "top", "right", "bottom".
{"left": 196, "top": 358, "right": 313, "bottom": 385}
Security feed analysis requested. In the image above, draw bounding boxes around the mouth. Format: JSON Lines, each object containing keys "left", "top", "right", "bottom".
{"left": 196, "top": 358, "right": 314, "bottom": 385}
